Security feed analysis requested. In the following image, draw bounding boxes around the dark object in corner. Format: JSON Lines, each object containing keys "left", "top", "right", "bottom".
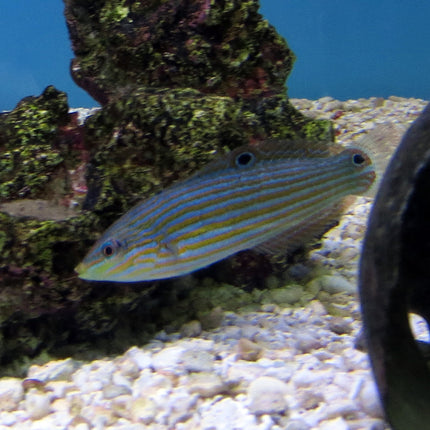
{"left": 359, "top": 102, "right": 430, "bottom": 429}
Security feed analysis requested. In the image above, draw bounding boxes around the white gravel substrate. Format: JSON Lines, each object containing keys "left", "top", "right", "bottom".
{"left": 0, "top": 96, "right": 428, "bottom": 430}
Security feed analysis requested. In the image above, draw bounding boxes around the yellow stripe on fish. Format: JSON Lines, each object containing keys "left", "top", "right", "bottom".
{"left": 76, "top": 137, "right": 381, "bottom": 282}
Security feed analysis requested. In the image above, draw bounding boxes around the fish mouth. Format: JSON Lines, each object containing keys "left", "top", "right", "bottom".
{"left": 74, "top": 262, "right": 87, "bottom": 278}
{"left": 75, "top": 262, "right": 103, "bottom": 281}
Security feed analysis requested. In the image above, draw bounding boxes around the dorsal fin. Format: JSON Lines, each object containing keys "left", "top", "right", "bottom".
{"left": 250, "top": 138, "right": 332, "bottom": 160}
{"left": 187, "top": 138, "right": 334, "bottom": 180}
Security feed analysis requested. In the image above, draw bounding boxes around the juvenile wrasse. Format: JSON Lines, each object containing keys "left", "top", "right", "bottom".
{"left": 76, "top": 138, "right": 381, "bottom": 282}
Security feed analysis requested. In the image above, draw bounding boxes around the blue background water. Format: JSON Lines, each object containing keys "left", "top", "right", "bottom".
{"left": 1, "top": 0, "right": 429, "bottom": 110}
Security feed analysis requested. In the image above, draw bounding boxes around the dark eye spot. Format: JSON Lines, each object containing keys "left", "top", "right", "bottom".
{"left": 101, "top": 240, "right": 122, "bottom": 258}
{"left": 235, "top": 151, "right": 255, "bottom": 167}
{"left": 103, "top": 245, "right": 114, "bottom": 257}
{"left": 352, "top": 153, "right": 365, "bottom": 165}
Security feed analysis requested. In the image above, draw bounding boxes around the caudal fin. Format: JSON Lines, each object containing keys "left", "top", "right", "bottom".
{"left": 346, "top": 123, "right": 407, "bottom": 197}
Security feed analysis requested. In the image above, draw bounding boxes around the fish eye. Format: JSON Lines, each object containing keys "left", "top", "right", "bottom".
{"left": 235, "top": 151, "right": 255, "bottom": 168}
{"left": 352, "top": 153, "right": 366, "bottom": 165}
{"left": 101, "top": 240, "right": 122, "bottom": 258}
{"left": 103, "top": 244, "right": 114, "bottom": 257}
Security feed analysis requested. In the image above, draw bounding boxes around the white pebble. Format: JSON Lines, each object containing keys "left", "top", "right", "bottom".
{"left": 112, "top": 370, "right": 133, "bottom": 389}
{"left": 323, "top": 399, "right": 360, "bottom": 420}
{"left": 285, "top": 419, "right": 311, "bottom": 430}
{"left": 0, "top": 378, "right": 24, "bottom": 412}
{"left": 125, "top": 347, "right": 152, "bottom": 370}
{"left": 102, "top": 383, "right": 132, "bottom": 399}
{"left": 292, "top": 369, "right": 332, "bottom": 388}
{"left": 180, "top": 349, "right": 215, "bottom": 372}
{"left": 409, "top": 313, "right": 430, "bottom": 342}
{"left": 28, "top": 415, "right": 59, "bottom": 430}
{"left": 133, "top": 370, "right": 172, "bottom": 397}
{"left": 72, "top": 361, "right": 116, "bottom": 393}
{"left": 73, "top": 424, "right": 90, "bottom": 430}
{"left": 247, "top": 376, "right": 289, "bottom": 415}
{"left": 27, "top": 358, "right": 79, "bottom": 382}
{"left": 319, "top": 416, "right": 351, "bottom": 430}
{"left": 0, "top": 411, "right": 17, "bottom": 426}
{"left": 129, "top": 397, "right": 157, "bottom": 424}
{"left": 152, "top": 346, "right": 185, "bottom": 373}
{"left": 319, "top": 275, "right": 356, "bottom": 295}
{"left": 358, "top": 380, "right": 384, "bottom": 418}
{"left": 166, "top": 388, "right": 198, "bottom": 427}
{"left": 296, "top": 331, "right": 324, "bottom": 353}
{"left": 351, "top": 418, "right": 386, "bottom": 430}
{"left": 200, "top": 398, "right": 255, "bottom": 430}
{"left": 225, "top": 361, "right": 267, "bottom": 385}
{"left": 25, "top": 388, "right": 51, "bottom": 420}
{"left": 185, "top": 372, "right": 227, "bottom": 398}
{"left": 319, "top": 96, "right": 334, "bottom": 103}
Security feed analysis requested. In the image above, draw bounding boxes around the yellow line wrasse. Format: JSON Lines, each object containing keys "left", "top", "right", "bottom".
{"left": 76, "top": 137, "right": 382, "bottom": 282}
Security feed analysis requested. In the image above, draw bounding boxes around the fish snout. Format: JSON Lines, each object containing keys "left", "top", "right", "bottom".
{"left": 74, "top": 262, "right": 87, "bottom": 278}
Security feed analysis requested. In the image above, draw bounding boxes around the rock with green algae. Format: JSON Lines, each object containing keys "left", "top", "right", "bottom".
{"left": 0, "top": 88, "right": 163, "bottom": 371}
{"left": 64, "top": 0, "right": 294, "bottom": 104}
{"left": 0, "top": 0, "right": 335, "bottom": 372}
{"left": 0, "top": 86, "right": 69, "bottom": 201}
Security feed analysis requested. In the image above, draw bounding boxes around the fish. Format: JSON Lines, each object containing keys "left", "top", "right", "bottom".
{"left": 76, "top": 136, "right": 383, "bottom": 282}
{"left": 0, "top": 199, "right": 78, "bottom": 221}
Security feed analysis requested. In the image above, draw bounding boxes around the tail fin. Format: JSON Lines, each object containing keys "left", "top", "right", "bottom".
{"left": 346, "top": 123, "right": 407, "bottom": 197}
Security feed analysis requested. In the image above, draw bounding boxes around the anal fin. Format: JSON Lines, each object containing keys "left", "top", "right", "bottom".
{"left": 253, "top": 198, "right": 354, "bottom": 256}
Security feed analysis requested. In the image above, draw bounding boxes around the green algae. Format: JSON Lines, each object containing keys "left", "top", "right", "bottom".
{"left": 0, "top": 86, "right": 69, "bottom": 201}
{"left": 100, "top": 0, "right": 130, "bottom": 25}
{"left": 64, "top": 0, "right": 295, "bottom": 103}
